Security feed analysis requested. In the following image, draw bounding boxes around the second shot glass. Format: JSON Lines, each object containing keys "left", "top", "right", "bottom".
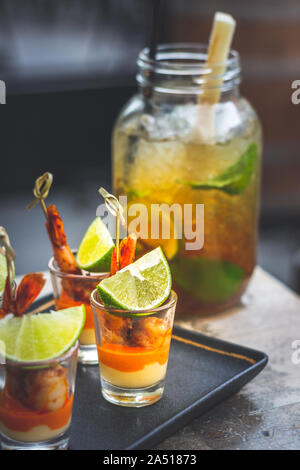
{"left": 49, "top": 256, "right": 108, "bottom": 365}
{"left": 91, "top": 289, "right": 177, "bottom": 407}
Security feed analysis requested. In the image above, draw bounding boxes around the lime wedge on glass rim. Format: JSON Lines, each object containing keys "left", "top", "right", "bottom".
{"left": 76, "top": 217, "right": 114, "bottom": 272}
{"left": 0, "top": 305, "right": 85, "bottom": 363}
{"left": 97, "top": 247, "right": 172, "bottom": 311}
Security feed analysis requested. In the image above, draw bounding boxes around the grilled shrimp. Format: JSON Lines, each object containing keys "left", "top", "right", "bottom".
{"left": 0, "top": 273, "right": 45, "bottom": 317}
{"left": 6, "top": 365, "right": 68, "bottom": 412}
{"left": 130, "top": 317, "right": 170, "bottom": 349}
{"left": 46, "top": 205, "right": 80, "bottom": 275}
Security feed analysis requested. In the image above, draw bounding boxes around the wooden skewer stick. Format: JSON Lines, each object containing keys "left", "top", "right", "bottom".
{"left": 27, "top": 172, "right": 53, "bottom": 222}
{"left": 200, "top": 12, "right": 236, "bottom": 105}
{"left": 0, "top": 227, "right": 16, "bottom": 300}
{"left": 98, "top": 188, "right": 125, "bottom": 270}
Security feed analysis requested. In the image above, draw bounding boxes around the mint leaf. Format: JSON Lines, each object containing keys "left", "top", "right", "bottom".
{"left": 127, "top": 188, "right": 152, "bottom": 200}
{"left": 178, "top": 143, "right": 259, "bottom": 195}
{"left": 170, "top": 256, "right": 244, "bottom": 303}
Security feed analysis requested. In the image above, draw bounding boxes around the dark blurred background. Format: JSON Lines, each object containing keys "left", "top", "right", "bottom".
{"left": 0, "top": 0, "right": 300, "bottom": 293}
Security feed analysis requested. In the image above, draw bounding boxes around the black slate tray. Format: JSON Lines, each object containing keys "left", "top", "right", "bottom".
{"left": 6, "top": 296, "right": 268, "bottom": 450}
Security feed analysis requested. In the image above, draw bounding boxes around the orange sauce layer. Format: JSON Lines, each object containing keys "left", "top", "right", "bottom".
{"left": 0, "top": 390, "right": 73, "bottom": 432}
{"left": 56, "top": 291, "right": 94, "bottom": 330}
{"left": 98, "top": 340, "right": 171, "bottom": 373}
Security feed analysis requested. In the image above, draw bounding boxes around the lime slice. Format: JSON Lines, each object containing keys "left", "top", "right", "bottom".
{"left": 97, "top": 247, "right": 172, "bottom": 311}
{"left": 0, "top": 305, "right": 85, "bottom": 362}
{"left": 76, "top": 217, "right": 114, "bottom": 272}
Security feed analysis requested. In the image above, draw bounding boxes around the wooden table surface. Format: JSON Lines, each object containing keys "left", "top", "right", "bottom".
{"left": 156, "top": 267, "right": 300, "bottom": 450}
{"left": 19, "top": 267, "right": 300, "bottom": 450}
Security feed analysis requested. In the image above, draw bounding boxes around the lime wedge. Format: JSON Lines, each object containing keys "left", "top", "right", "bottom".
{"left": 97, "top": 247, "right": 172, "bottom": 311}
{"left": 76, "top": 217, "right": 114, "bottom": 272}
{"left": 0, "top": 305, "right": 85, "bottom": 362}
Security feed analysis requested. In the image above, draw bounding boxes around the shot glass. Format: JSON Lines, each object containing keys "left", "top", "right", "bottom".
{"left": 0, "top": 342, "right": 78, "bottom": 450}
{"left": 90, "top": 289, "right": 177, "bottom": 407}
{"left": 49, "top": 256, "right": 108, "bottom": 365}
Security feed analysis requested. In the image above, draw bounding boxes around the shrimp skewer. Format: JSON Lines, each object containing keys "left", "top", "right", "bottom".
{"left": 46, "top": 205, "right": 96, "bottom": 302}
{"left": 0, "top": 228, "right": 68, "bottom": 413}
{"left": 27, "top": 172, "right": 79, "bottom": 274}
{"left": 110, "top": 234, "right": 137, "bottom": 275}
{"left": 46, "top": 204, "right": 80, "bottom": 275}
{"left": 15, "top": 273, "right": 46, "bottom": 316}
{"left": 0, "top": 227, "right": 45, "bottom": 317}
{"left": 27, "top": 172, "right": 80, "bottom": 275}
{"left": 0, "top": 273, "right": 45, "bottom": 317}
{"left": 0, "top": 273, "right": 45, "bottom": 318}
{"left": 27, "top": 173, "right": 87, "bottom": 301}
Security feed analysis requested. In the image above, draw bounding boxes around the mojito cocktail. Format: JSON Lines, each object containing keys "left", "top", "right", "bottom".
{"left": 113, "top": 44, "right": 262, "bottom": 315}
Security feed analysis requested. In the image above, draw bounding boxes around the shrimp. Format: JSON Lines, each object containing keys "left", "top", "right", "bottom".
{"left": 0, "top": 227, "right": 45, "bottom": 317}
{"left": 101, "top": 313, "right": 131, "bottom": 345}
{"left": 130, "top": 317, "right": 170, "bottom": 349}
{"left": 46, "top": 205, "right": 80, "bottom": 275}
{"left": 0, "top": 273, "right": 45, "bottom": 317}
{"left": 45, "top": 204, "right": 95, "bottom": 302}
{"left": 110, "top": 234, "right": 137, "bottom": 275}
{"left": 27, "top": 173, "right": 79, "bottom": 274}
{"left": 1, "top": 276, "right": 15, "bottom": 317}
{"left": 6, "top": 365, "right": 68, "bottom": 412}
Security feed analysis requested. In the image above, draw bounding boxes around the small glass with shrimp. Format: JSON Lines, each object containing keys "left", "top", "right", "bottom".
{"left": 0, "top": 342, "right": 78, "bottom": 450}
{"left": 90, "top": 289, "right": 177, "bottom": 407}
{"left": 0, "top": 229, "right": 78, "bottom": 450}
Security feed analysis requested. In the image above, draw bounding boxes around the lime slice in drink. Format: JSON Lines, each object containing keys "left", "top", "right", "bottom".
{"left": 97, "top": 247, "right": 172, "bottom": 311}
{"left": 0, "top": 305, "right": 85, "bottom": 362}
{"left": 76, "top": 217, "right": 114, "bottom": 272}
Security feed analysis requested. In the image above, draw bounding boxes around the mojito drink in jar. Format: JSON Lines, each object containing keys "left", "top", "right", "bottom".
{"left": 113, "top": 44, "right": 262, "bottom": 316}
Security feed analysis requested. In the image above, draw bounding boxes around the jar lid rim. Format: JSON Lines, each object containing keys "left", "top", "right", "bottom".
{"left": 138, "top": 43, "right": 240, "bottom": 75}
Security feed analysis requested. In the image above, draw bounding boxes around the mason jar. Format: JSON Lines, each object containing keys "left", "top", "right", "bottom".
{"left": 112, "top": 44, "right": 262, "bottom": 316}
